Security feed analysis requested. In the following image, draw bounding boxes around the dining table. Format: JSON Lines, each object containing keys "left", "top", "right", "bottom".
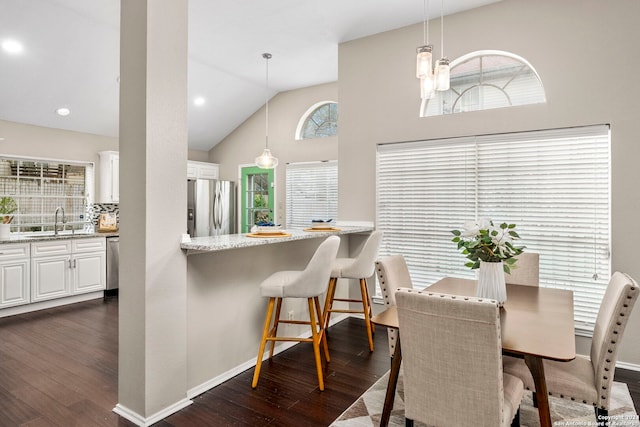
{"left": 370, "top": 277, "right": 576, "bottom": 427}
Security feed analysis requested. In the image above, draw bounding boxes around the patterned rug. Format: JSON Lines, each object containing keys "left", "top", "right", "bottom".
{"left": 331, "top": 370, "right": 639, "bottom": 427}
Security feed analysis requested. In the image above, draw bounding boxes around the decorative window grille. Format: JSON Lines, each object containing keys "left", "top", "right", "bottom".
{"left": 421, "top": 50, "right": 546, "bottom": 117}
{"left": 286, "top": 161, "right": 338, "bottom": 229}
{"left": 296, "top": 102, "right": 338, "bottom": 140}
{"left": 0, "top": 157, "right": 94, "bottom": 233}
{"left": 376, "top": 125, "right": 610, "bottom": 333}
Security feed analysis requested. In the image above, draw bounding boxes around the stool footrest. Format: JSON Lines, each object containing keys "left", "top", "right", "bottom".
{"left": 327, "top": 308, "right": 365, "bottom": 314}
{"left": 332, "top": 297, "right": 363, "bottom": 303}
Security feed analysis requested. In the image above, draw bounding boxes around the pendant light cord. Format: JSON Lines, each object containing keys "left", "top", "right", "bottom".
{"left": 263, "top": 53, "right": 271, "bottom": 150}
{"left": 440, "top": 0, "right": 444, "bottom": 57}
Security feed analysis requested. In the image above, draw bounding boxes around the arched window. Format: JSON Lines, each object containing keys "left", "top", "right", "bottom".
{"left": 421, "top": 50, "right": 545, "bottom": 117}
{"left": 296, "top": 101, "right": 338, "bottom": 140}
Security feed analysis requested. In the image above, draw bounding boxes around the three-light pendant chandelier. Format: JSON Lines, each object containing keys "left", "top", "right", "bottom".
{"left": 416, "top": 0, "right": 450, "bottom": 100}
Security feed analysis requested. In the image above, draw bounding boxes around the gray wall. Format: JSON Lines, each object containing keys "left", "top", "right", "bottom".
{"left": 209, "top": 0, "right": 640, "bottom": 367}
{"left": 337, "top": 0, "right": 640, "bottom": 366}
{"left": 209, "top": 82, "right": 338, "bottom": 226}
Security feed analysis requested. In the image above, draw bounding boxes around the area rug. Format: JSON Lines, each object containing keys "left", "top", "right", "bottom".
{"left": 331, "top": 370, "right": 639, "bottom": 427}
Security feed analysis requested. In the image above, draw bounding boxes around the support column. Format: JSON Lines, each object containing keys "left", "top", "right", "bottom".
{"left": 115, "top": 0, "right": 189, "bottom": 424}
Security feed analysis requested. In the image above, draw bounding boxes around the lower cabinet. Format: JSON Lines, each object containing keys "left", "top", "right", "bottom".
{"left": 31, "top": 237, "right": 106, "bottom": 303}
{"left": 0, "top": 243, "right": 30, "bottom": 309}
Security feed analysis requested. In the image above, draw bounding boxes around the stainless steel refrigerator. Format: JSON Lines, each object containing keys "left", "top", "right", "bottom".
{"left": 187, "top": 179, "right": 237, "bottom": 237}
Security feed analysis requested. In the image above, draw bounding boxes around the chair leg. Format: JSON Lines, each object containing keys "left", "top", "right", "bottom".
{"left": 359, "top": 278, "right": 374, "bottom": 352}
{"left": 252, "top": 297, "right": 275, "bottom": 389}
{"left": 314, "top": 296, "right": 330, "bottom": 363}
{"left": 362, "top": 279, "right": 375, "bottom": 334}
{"left": 308, "top": 297, "right": 325, "bottom": 391}
{"left": 268, "top": 298, "right": 283, "bottom": 358}
{"left": 405, "top": 418, "right": 414, "bottom": 427}
{"left": 322, "top": 277, "right": 337, "bottom": 330}
{"left": 511, "top": 408, "right": 521, "bottom": 427}
{"left": 595, "top": 407, "right": 608, "bottom": 425}
{"left": 532, "top": 391, "right": 538, "bottom": 408}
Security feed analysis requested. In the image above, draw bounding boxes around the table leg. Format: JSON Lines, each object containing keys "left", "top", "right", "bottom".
{"left": 524, "top": 354, "right": 552, "bottom": 427}
{"left": 380, "top": 333, "right": 402, "bottom": 427}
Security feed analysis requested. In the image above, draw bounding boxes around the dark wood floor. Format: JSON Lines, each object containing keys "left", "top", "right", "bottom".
{"left": 0, "top": 297, "right": 638, "bottom": 426}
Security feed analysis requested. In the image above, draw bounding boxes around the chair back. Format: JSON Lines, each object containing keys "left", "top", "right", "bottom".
{"left": 396, "top": 288, "right": 505, "bottom": 427}
{"left": 375, "top": 255, "right": 414, "bottom": 357}
{"left": 293, "top": 235, "right": 340, "bottom": 297}
{"left": 343, "top": 230, "right": 383, "bottom": 278}
{"left": 505, "top": 252, "right": 539, "bottom": 286}
{"left": 375, "top": 255, "right": 413, "bottom": 308}
{"left": 590, "top": 271, "right": 639, "bottom": 406}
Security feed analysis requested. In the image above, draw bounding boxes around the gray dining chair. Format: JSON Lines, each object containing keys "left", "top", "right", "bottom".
{"left": 503, "top": 271, "right": 639, "bottom": 421}
{"left": 375, "top": 255, "right": 413, "bottom": 359}
{"left": 251, "top": 235, "right": 340, "bottom": 391}
{"left": 396, "top": 288, "right": 524, "bottom": 427}
{"left": 505, "top": 252, "right": 539, "bottom": 286}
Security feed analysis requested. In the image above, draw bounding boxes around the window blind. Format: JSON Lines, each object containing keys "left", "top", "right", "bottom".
{"left": 376, "top": 125, "right": 610, "bottom": 332}
{"left": 286, "top": 161, "right": 338, "bottom": 229}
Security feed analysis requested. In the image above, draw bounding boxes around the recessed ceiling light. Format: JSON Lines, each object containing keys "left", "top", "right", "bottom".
{"left": 2, "top": 39, "right": 23, "bottom": 54}
{"left": 194, "top": 97, "right": 206, "bottom": 106}
{"left": 56, "top": 107, "right": 71, "bottom": 117}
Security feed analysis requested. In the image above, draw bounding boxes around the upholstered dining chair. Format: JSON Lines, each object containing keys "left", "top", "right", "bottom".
{"left": 323, "top": 230, "right": 383, "bottom": 352}
{"left": 505, "top": 252, "right": 539, "bottom": 286}
{"left": 396, "top": 288, "right": 524, "bottom": 427}
{"left": 503, "top": 271, "right": 639, "bottom": 421}
{"left": 375, "top": 255, "right": 413, "bottom": 359}
{"left": 251, "top": 235, "right": 340, "bottom": 391}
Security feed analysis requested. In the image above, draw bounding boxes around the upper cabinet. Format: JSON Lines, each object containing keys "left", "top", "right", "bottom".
{"left": 187, "top": 160, "right": 219, "bottom": 180}
{"left": 98, "top": 151, "right": 119, "bottom": 203}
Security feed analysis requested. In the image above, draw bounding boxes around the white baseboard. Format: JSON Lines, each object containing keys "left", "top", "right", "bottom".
{"left": 0, "top": 291, "right": 104, "bottom": 318}
{"left": 187, "top": 313, "right": 349, "bottom": 399}
{"left": 113, "top": 398, "right": 193, "bottom": 427}
{"left": 616, "top": 360, "right": 640, "bottom": 372}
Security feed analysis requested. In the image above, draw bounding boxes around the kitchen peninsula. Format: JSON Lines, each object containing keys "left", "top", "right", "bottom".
{"left": 181, "top": 224, "right": 373, "bottom": 398}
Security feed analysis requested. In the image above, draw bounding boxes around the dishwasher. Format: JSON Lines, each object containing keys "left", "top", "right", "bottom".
{"left": 105, "top": 236, "right": 119, "bottom": 297}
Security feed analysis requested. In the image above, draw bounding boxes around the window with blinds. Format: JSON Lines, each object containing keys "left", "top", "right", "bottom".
{"left": 376, "top": 125, "right": 610, "bottom": 332}
{"left": 286, "top": 161, "right": 338, "bottom": 229}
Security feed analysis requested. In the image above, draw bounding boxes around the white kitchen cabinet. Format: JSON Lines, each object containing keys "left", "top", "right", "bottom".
{"left": 31, "top": 240, "right": 71, "bottom": 302}
{"left": 71, "top": 238, "right": 106, "bottom": 294}
{"left": 98, "top": 151, "right": 119, "bottom": 203}
{"left": 31, "top": 237, "right": 106, "bottom": 303}
{"left": 0, "top": 243, "right": 30, "bottom": 309}
{"left": 187, "top": 160, "right": 219, "bottom": 179}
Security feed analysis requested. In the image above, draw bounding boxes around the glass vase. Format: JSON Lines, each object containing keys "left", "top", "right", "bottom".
{"left": 476, "top": 260, "right": 507, "bottom": 305}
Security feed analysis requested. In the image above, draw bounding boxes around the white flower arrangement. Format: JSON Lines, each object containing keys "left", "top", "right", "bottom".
{"left": 451, "top": 218, "right": 525, "bottom": 273}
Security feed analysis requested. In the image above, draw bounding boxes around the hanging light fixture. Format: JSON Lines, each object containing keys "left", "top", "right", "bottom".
{"left": 434, "top": 0, "right": 450, "bottom": 91}
{"left": 255, "top": 52, "right": 279, "bottom": 169}
{"left": 416, "top": 0, "right": 435, "bottom": 99}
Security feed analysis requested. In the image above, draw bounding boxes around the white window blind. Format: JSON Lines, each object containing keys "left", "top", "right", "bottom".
{"left": 286, "top": 161, "right": 338, "bottom": 229}
{"left": 376, "top": 125, "right": 610, "bottom": 332}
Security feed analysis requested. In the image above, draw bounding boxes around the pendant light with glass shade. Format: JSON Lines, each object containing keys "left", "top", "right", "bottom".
{"left": 434, "top": 0, "right": 450, "bottom": 91}
{"left": 416, "top": 0, "right": 435, "bottom": 100}
{"left": 255, "top": 53, "right": 279, "bottom": 169}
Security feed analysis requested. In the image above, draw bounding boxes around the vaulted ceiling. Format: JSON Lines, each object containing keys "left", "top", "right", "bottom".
{"left": 0, "top": 0, "right": 501, "bottom": 151}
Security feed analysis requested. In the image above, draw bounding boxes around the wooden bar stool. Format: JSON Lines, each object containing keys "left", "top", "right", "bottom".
{"left": 251, "top": 236, "right": 340, "bottom": 391}
{"left": 323, "top": 230, "right": 383, "bottom": 352}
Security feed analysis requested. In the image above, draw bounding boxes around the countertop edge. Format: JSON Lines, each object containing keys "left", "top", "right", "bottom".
{"left": 182, "top": 226, "right": 374, "bottom": 254}
{"left": 0, "top": 232, "right": 119, "bottom": 244}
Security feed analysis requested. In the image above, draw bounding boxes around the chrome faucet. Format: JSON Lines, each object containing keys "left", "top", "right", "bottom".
{"left": 54, "top": 206, "right": 66, "bottom": 236}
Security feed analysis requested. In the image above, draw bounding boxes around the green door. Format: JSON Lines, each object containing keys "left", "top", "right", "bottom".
{"left": 240, "top": 166, "right": 275, "bottom": 233}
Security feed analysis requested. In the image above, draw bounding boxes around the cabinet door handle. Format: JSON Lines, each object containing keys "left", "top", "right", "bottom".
{"left": 73, "top": 259, "right": 77, "bottom": 269}
{"left": 68, "top": 259, "right": 72, "bottom": 269}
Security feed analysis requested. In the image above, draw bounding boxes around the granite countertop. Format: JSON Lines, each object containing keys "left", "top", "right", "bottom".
{"left": 0, "top": 231, "right": 119, "bottom": 244}
{"left": 181, "top": 225, "right": 374, "bottom": 254}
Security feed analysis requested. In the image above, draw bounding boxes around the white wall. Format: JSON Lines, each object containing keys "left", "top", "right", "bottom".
{"left": 338, "top": 0, "right": 640, "bottom": 366}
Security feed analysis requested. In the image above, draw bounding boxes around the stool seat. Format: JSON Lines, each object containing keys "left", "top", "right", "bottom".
{"left": 261, "top": 271, "right": 316, "bottom": 298}
{"left": 252, "top": 236, "right": 340, "bottom": 391}
{"left": 323, "top": 230, "right": 383, "bottom": 352}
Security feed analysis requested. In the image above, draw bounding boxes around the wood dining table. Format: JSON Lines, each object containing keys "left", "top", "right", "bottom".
{"left": 370, "top": 277, "right": 576, "bottom": 427}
